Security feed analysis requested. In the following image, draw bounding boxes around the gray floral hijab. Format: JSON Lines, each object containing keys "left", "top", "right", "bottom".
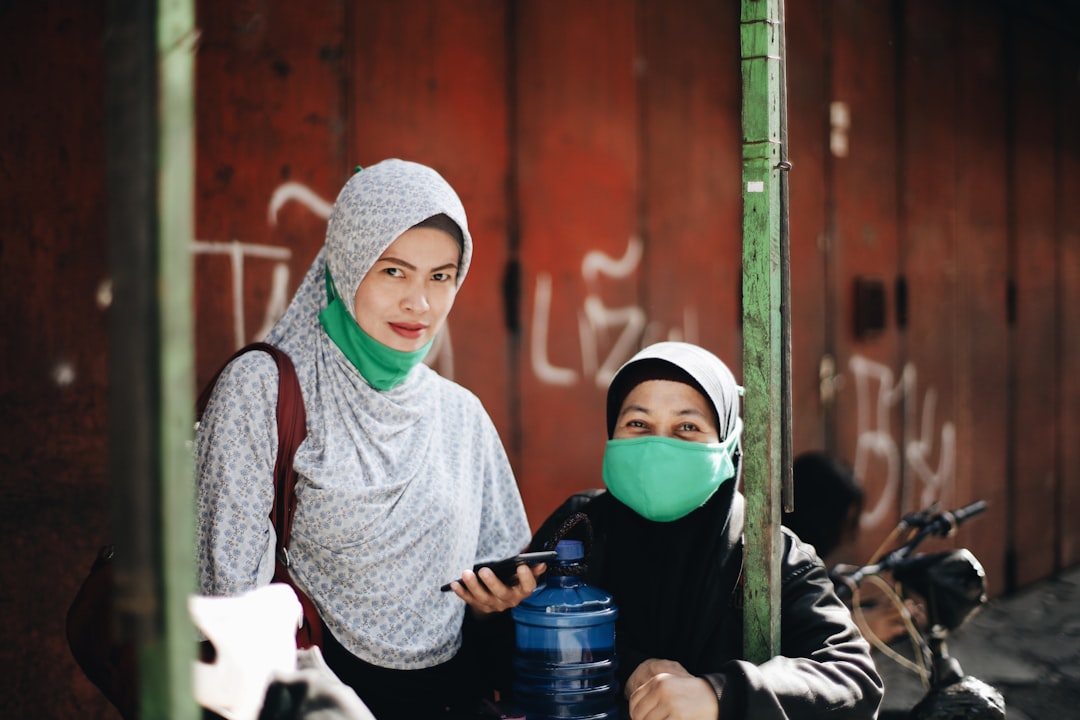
{"left": 270, "top": 159, "right": 472, "bottom": 341}
{"left": 323, "top": 159, "right": 472, "bottom": 311}
{"left": 251, "top": 160, "right": 527, "bottom": 667}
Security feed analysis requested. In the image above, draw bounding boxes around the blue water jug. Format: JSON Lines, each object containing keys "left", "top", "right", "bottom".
{"left": 510, "top": 539, "right": 619, "bottom": 720}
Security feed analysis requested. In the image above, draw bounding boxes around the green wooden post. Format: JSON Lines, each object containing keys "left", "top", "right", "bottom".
{"left": 150, "top": 0, "right": 198, "bottom": 716}
{"left": 105, "top": 0, "right": 197, "bottom": 715}
{"left": 740, "top": 0, "right": 786, "bottom": 662}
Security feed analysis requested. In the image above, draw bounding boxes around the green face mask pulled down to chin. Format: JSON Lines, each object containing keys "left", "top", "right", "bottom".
{"left": 317, "top": 267, "right": 433, "bottom": 391}
{"left": 602, "top": 418, "right": 742, "bottom": 522}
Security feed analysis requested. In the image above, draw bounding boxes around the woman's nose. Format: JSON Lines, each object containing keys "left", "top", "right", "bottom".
{"left": 402, "top": 285, "right": 430, "bottom": 312}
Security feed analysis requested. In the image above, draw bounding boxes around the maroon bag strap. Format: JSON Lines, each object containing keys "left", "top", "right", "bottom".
{"left": 197, "top": 342, "right": 320, "bottom": 647}
{"left": 196, "top": 342, "right": 306, "bottom": 554}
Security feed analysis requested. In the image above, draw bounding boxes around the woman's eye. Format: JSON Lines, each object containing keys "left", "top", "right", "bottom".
{"left": 384, "top": 267, "right": 404, "bottom": 278}
{"left": 677, "top": 422, "right": 700, "bottom": 433}
{"left": 432, "top": 271, "right": 454, "bottom": 282}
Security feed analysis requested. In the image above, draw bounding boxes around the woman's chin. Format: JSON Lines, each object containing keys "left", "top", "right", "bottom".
{"left": 384, "top": 335, "right": 428, "bottom": 354}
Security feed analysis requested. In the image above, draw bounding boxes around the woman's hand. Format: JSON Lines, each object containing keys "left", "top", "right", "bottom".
{"left": 449, "top": 562, "right": 546, "bottom": 616}
{"left": 626, "top": 658, "right": 718, "bottom": 720}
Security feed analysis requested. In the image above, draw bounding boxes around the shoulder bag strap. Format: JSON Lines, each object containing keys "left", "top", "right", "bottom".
{"left": 196, "top": 342, "right": 320, "bottom": 647}
{"left": 196, "top": 342, "right": 306, "bottom": 557}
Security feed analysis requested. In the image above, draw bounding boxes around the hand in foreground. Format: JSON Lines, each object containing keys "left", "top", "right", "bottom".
{"left": 626, "top": 658, "right": 718, "bottom": 720}
{"left": 449, "top": 562, "right": 546, "bottom": 616}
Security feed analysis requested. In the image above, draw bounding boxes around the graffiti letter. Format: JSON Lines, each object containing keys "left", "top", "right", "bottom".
{"left": 530, "top": 273, "right": 578, "bottom": 385}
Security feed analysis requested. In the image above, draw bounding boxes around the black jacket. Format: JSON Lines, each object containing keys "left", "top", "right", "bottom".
{"left": 528, "top": 489, "right": 883, "bottom": 720}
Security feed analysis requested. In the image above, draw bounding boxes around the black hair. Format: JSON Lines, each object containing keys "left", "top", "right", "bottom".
{"left": 412, "top": 213, "right": 464, "bottom": 253}
{"left": 411, "top": 213, "right": 464, "bottom": 279}
{"left": 784, "top": 451, "right": 865, "bottom": 560}
{"left": 605, "top": 358, "right": 718, "bottom": 439}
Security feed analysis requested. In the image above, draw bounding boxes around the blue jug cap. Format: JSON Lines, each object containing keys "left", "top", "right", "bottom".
{"left": 555, "top": 539, "right": 584, "bottom": 562}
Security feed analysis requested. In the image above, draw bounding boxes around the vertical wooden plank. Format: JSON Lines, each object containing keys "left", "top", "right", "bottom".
{"left": 784, "top": 1, "right": 829, "bottom": 456}
{"left": 896, "top": 1, "right": 960, "bottom": 525}
{"left": 150, "top": 0, "right": 198, "bottom": 714}
{"left": 827, "top": 0, "right": 903, "bottom": 562}
{"left": 638, "top": 0, "right": 742, "bottom": 363}
{"left": 1010, "top": 11, "right": 1059, "bottom": 587}
{"left": 0, "top": 4, "right": 112, "bottom": 718}
{"left": 1059, "top": 35, "right": 1080, "bottom": 569}
{"left": 740, "top": 0, "right": 785, "bottom": 661}
{"left": 349, "top": 0, "right": 513, "bottom": 447}
{"left": 953, "top": 1, "right": 1009, "bottom": 594}
{"left": 194, "top": 0, "right": 346, "bottom": 388}
{"left": 515, "top": 0, "right": 638, "bottom": 523}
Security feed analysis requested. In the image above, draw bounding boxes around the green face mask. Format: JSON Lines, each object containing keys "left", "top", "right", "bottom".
{"left": 602, "top": 419, "right": 742, "bottom": 522}
{"left": 317, "top": 266, "right": 433, "bottom": 390}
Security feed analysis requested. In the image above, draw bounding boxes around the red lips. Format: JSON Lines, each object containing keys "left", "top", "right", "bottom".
{"left": 389, "top": 322, "right": 427, "bottom": 340}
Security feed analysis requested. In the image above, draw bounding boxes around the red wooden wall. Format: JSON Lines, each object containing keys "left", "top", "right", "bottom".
{"left": 2, "top": 1, "right": 1078, "bottom": 716}
{"left": 1, "top": 3, "right": 112, "bottom": 718}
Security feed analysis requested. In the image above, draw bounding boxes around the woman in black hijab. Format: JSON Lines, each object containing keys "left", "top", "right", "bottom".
{"left": 530, "top": 341, "right": 882, "bottom": 720}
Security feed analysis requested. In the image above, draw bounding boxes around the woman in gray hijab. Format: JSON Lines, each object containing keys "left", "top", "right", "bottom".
{"left": 196, "top": 159, "right": 536, "bottom": 719}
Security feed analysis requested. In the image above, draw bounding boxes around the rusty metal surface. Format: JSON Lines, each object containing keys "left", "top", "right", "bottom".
{"left": 0, "top": 2, "right": 111, "bottom": 718}
{"left": 4, "top": 1, "right": 1080, "bottom": 716}
{"left": 897, "top": 1, "right": 964, "bottom": 569}
{"left": 1010, "top": 23, "right": 1060, "bottom": 584}
{"left": 348, "top": 0, "right": 515, "bottom": 442}
{"left": 952, "top": 4, "right": 1011, "bottom": 596}
{"left": 824, "top": 0, "right": 906, "bottom": 568}
{"left": 1059, "top": 39, "right": 1080, "bottom": 571}
{"left": 784, "top": 0, "right": 830, "bottom": 457}
{"left": 193, "top": 0, "right": 346, "bottom": 389}
{"left": 639, "top": 0, "right": 742, "bottom": 367}
{"left": 513, "top": 0, "right": 640, "bottom": 522}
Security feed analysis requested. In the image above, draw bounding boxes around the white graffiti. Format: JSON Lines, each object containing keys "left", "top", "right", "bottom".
{"left": 531, "top": 236, "right": 697, "bottom": 388}
{"left": 848, "top": 355, "right": 956, "bottom": 530}
{"left": 268, "top": 181, "right": 333, "bottom": 225}
{"left": 193, "top": 181, "right": 337, "bottom": 349}
{"left": 205, "top": 182, "right": 705, "bottom": 385}
{"left": 191, "top": 240, "right": 293, "bottom": 350}
{"left": 580, "top": 238, "right": 647, "bottom": 387}
{"left": 530, "top": 273, "right": 578, "bottom": 385}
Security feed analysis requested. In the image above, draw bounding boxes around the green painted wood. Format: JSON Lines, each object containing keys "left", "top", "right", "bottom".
{"left": 143, "top": 0, "right": 198, "bottom": 716}
{"left": 740, "top": 0, "right": 784, "bottom": 663}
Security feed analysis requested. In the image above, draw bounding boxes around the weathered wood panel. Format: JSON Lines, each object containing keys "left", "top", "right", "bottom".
{"left": 785, "top": 0, "right": 830, "bottom": 457}
{"left": 827, "top": 0, "right": 904, "bottom": 563}
{"left": 5, "top": 2, "right": 1080, "bottom": 718}
{"left": 514, "top": 0, "right": 639, "bottom": 524}
{"left": 0, "top": 3, "right": 112, "bottom": 718}
{"left": 953, "top": 1, "right": 1010, "bottom": 593}
{"left": 194, "top": 0, "right": 346, "bottom": 388}
{"left": 897, "top": 2, "right": 962, "bottom": 539}
{"left": 1059, "top": 38, "right": 1080, "bottom": 569}
{"left": 638, "top": 0, "right": 742, "bottom": 363}
{"left": 1010, "top": 11, "right": 1060, "bottom": 588}
{"left": 348, "top": 0, "right": 514, "bottom": 442}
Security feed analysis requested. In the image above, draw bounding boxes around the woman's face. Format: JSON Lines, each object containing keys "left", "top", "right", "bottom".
{"left": 612, "top": 379, "right": 720, "bottom": 443}
{"left": 352, "top": 227, "right": 460, "bottom": 353}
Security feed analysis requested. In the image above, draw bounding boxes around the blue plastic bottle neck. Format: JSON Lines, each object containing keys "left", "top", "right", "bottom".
{"left": 545, "top": 570, "right": 585, "bottom": 588}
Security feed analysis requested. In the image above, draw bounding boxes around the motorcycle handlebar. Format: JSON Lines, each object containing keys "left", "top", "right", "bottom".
{"left": 832, "top": 500, "right": 988, "bottom": 599}
{"left": 949, "top": 500, "right": 988, "bottom": 526}
{"left": 899, "top": 499, "right": 986, "bottom": 528}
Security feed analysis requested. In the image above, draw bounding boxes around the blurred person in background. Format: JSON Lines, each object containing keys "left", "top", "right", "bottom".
{"left": 785, "top": 451, "right": 925, "bottom": 645}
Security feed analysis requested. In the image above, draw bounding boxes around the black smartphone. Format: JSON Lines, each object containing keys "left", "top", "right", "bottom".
{"left": 440, "top": 550, "right": 558, "bottom": 592}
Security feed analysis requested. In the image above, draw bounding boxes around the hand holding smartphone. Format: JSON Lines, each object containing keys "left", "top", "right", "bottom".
{"left": 440, "top": 550, "right": 557, "bottom": 592}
